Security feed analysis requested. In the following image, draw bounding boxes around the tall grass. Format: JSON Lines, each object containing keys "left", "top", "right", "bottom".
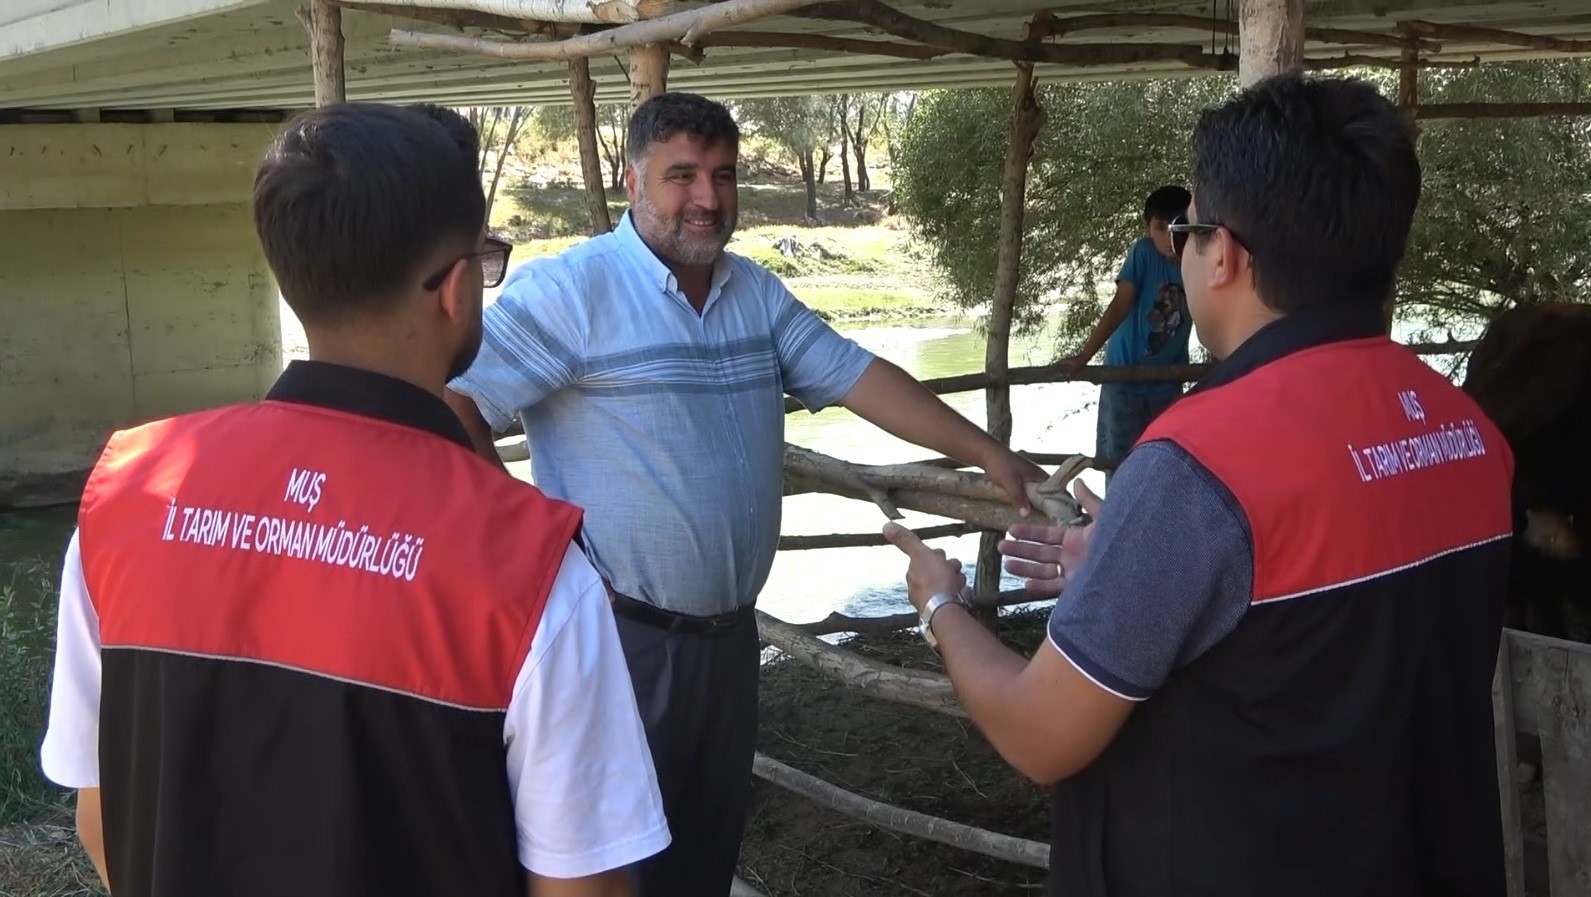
{"left": 0, "top": 556, "right": 68, "bottom": 826}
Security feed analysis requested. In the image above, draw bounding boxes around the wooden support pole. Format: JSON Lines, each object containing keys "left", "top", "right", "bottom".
{"left": 569, "top": 56, "right": 614, "bottom": 235}
{"left": 308, "top": 0, "right": 346, "bottom": 105}
{"left": 1238, "top": 0, "right": 1305, "bottom": 88}
{"left": 628, "top": 0, "right": 671, "bottom": 108}
{"left": 752, "top": 754, "right": 1050, "bottom": 867}
{"left": 976, "top": 60, "right": 1045, "bottom": 620}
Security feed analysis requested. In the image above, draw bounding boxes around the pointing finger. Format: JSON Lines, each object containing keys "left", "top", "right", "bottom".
{"left": 1074, "top": 481, "right": 1103, "bottom": 517}
{"left": 882, "top": 522, "right": 933, "bottom": 559}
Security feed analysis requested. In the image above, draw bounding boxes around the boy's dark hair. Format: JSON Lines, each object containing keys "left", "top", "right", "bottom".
{"left": 1190, "top": 73, "right": 1421, "bottom": 313}
{"left": 408, "top": 103, "right": 481, "bottom": 168}
{"left": 1144, "top": 185, "right": 1192, "bottom": 223}
{"left": 253, "top": 103, "right": 485, "bottom": 326}
{"left": 627, "top": 92, "right": 739, "bottom": 164}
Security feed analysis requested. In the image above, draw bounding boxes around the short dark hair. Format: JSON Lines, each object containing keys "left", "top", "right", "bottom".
{"left": 253, "top": 103, "right": 485, "bottom": 325}
{"left": 1144, "top": 185, "right": 1191, "bottom": 223}
{"left": 627, "top": 92, "right": 739, "bottom": 164}
{"left": 408, "top": 103, "right": 480, "bottom": 168}
{"left": 1190, "top": 74, "right": 1421, "bottom": 313}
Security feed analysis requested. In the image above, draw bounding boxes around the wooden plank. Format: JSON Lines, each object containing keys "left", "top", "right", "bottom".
{"left": 1493, "top": 637, "right": 1527, "bottom": 897}
{"left": 1505, "top": 628, "right": 1591, "bottom": 736}
{"left": 1534, "top": 640, "right": 1591, "bottom": 897}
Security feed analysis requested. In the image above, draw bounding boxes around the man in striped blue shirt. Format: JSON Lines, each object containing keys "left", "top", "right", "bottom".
{"left": 446, "top": 92, "right": 1043, "bottom": 897}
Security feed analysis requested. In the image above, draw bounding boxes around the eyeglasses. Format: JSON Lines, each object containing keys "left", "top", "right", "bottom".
{"left": 1168, "top": 215, "right": 1249, "bottom": 260}
{"left": 422, "top": 236, "right": 513, "bottom": 291}
{"left": 1168, "top": 215, "right": 1218, "bottom": 259}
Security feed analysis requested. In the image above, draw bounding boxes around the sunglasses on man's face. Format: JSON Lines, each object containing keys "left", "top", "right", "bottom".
{"left": 1167, "top": 215, "right": 1222, "bottom": 259}
{"left": 423, "top": 236, "right": 514, "bottom": 291}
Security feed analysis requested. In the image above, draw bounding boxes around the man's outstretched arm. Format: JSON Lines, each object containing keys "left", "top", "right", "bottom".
{"left": 527, "top": 870, "right": 632, "bottom": 897}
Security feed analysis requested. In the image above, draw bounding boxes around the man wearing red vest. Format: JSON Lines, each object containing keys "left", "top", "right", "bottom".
{"left": 886, "top": 74, "right": 1514, "bottom": 896}
{"left": 39, "top": 104, "right": 668, "bottom": 897}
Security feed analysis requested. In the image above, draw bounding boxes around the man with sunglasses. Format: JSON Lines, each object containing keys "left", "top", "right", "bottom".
{"left": 1060, "top": 185, "right": 1193, "bottom": 479}
{"left": 888, "top": 74, "right": 1514, "bottom": 897}
{"left": 40, "top": 103, "right": 667, "bottom": 897}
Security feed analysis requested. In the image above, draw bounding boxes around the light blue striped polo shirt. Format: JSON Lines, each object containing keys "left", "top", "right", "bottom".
{"left": 450, "top": 212, "right": 876, "bottom": 616}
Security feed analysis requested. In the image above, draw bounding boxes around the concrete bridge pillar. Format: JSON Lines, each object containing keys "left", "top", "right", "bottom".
{"left": 0, "top": 121, "right": 283, "bottom": 509}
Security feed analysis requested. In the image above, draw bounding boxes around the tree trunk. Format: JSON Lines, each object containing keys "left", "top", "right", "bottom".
{"left": 308, "top": 0, "right": 345, "bottom": 106}
{"left": 839, "top": 112, "right": 854, "bottom": 206}
{"left": 1239, "top": 0, "right": 1305, "bottom": 87}
{"left": 817, "top": 146, "right": 831, "bottom": 184}
{"left": 485, "top": 107, "right": 530, "bottom": 223}
{"left": 798, "top": 150, "right": 818, "bottom": 221}
{"left": 851, "top": 101, "right": 870, "bottom": 192}
{"left": 570, "top": 58, "right": 614, "bottom": 235}
{"left": 974, "top": 63, "right": 1046, "bottom": 623}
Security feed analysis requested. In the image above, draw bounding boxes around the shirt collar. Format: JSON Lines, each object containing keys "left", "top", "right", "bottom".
{"left": 615, "top": 210, "right": 735, "bottom": 299}
{"left": 265, "top": 360, "right": 473, "bottom": 450}
{"left": 1187, "top": 301, "right": 1389, "bottom": 397}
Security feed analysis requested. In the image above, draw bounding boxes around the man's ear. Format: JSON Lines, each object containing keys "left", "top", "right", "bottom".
{"left": 1208, "top": 229, "right": 1248, "bottom": 291}
{"left": 625, "top": 163, "right": 639, "bottom": 204}
{"left": 435, "top": 258, "right": 471, "bottom": 324}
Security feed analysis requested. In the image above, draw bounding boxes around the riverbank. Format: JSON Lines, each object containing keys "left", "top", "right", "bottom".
{"left": 496, "top": 181, "right": 958, "bottom": 325}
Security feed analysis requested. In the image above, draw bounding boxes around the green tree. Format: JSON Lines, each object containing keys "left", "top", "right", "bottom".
{"left": 736, "top": 96, "right": 833, "bottom": 221}
{"left": 894, "top": 79, "right": 1233, "bottom": 343}
{"left": 894, "top": 64, "right": 1591, "bottom": 351}
{"left": 463, "top": 106, "right": 533, "bottom": 221}
{"left": 1398, "top": 60, "right": 1591, "bottom": 331}
{"left": 534, "top": 102, "right": 629, "bottom": 188}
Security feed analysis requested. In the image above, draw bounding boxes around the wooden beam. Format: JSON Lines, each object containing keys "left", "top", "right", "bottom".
{"left": 570, "top": 55, "right": 615, "bottom": 234}
{"left": 797, "top": 589, "right": 1040, "bottom": 637}
{"left": 1417, "top": 102, "right": 1591, "bottom": 120}
{"left": 1034, "top": 12, "right": 1438, "bottom": 54}
{"left": 779, "top": 522, "right": 982, "bottom": 552}
{"left": 752, "top": 754, "right": 1051, "bottom": 867}
{"left": 1239, "top": 0, "right": 1305, "bottom": 87}
{"left": 308, "top": 0, "right": 346, "bottom": 105}
{"left": 783, "top": 445, "right": 1086, "bottom": 530}
{"left": 390, "top": 0, "right": 832, "bottom": 60}
{"left": 337, "top": 1, "right": 578, "bottom": 35}
{"left": 796, "top": 0, "right": 1214, "bottom": 69}
{"left": 692, "top": 30, "right": 950, "bottom": 60}
{"left": 756, "top": 611, "right": 967, "bottom": 717}
{"left": 1305, "top": 52, "right": 1476, "bottom": 71}
{"left": 362, "top": 0, "right": 639, "bottom": 24}
{"left": 1401, "top": 19, "right": 1591, "bottom": 56}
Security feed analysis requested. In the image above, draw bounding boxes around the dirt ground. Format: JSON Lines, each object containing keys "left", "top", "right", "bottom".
{"left": 738, "top": 611, "right": 1053, "bottom": 897}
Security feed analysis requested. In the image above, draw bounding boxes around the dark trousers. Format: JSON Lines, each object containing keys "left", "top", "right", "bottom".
{"left": 614, "top": 611, "right": 760, "bottom": 897}
{"left": 1096, "top": 382, "right": 1182, "bottom": 482}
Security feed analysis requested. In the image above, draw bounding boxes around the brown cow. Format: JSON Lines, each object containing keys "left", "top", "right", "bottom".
{"left": 1462, "top": 301, "right": 1591, "bottom": 642}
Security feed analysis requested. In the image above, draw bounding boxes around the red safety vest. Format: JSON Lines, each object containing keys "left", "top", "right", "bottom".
{"left": 1048, "top": 335, "right": 1515, "bottom": 897}
{"left": 77, "top": 399, "right": 581, "bottom": 897}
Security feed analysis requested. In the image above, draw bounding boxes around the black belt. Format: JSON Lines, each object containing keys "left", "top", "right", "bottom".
{"left": 609, "top": 592, "right": 750, "bottom": 637}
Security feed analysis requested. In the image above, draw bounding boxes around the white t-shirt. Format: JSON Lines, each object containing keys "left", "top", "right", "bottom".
{"left": 40, "top": 530, "right": 670, "bottom": 880}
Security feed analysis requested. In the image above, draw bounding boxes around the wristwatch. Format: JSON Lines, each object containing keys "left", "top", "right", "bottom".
{"left": 918, "top": 591, "right": 965, "bottom": 651}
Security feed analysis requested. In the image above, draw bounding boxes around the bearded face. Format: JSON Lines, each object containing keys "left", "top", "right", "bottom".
{"left": 626, "top": 133, "right": 740, "bottom": 269}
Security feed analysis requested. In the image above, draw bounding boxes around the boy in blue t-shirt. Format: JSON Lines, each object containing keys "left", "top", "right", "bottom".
{"left": 1062, "top": 185, "right": 1194, "bottom": 478}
